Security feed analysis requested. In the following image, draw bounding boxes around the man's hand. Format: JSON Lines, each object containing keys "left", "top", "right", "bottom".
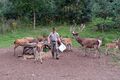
{"left": 48, "top": 38, "right": 50, "bottom": 44}
{"left": 48, "top": 41, "right": 50, "bottom": 44}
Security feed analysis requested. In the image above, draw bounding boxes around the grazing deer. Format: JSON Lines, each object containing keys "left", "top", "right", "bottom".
{"left": 34, "top": 42, "right": 52, "bottom": 63}
{"left": 22, "top": 42, "right": 45, "bottom": 64}
{"left": 22, "top": 41, "right": 52, "bottom": 64}
{"left": 14, "top": 37, "right": 39, "bottom": 56}
{"left": 72, "top": 31, "right": 102, "bottom": 58}
{"left": 34, "top": 42, "right": 44, "bottom": 63}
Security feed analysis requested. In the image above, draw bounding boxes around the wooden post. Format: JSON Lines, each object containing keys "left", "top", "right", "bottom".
{"left": 33, "top": 11, "right": 36, "bottom": 29}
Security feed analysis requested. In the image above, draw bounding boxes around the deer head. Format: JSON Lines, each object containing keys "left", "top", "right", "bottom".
{"left": 70, "top": 26, "right": 79, "bottom": 38}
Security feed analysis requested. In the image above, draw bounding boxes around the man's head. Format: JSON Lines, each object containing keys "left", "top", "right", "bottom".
{"left": 52, "top": 27, "right": 56, "bottom": 33}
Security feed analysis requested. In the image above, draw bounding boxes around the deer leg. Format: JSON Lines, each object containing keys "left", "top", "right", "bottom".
{"left": 39, "top": 52, "right": 43, "bottom": 64}
{"left": 94, "top": 45, "right": 100, "bottom": 58}
{"left": 34, "top": 48, "right": 39, "bottom": 63}
{"left": 88, "top": 48, "right": 91, "bottom": 56}
{"left": 113, "top": 48, "right": 117, "bottom": 55}
{"left": 67, "top": 44, "right": 70, "bottom": 51}
{"left": 69, "top": 44, "right": 72, "bottom": 51}
{"left": 105, "top": 48, "right": 109, "bottom": 55}
{"left": 65, "top": 44, "right": 68, "bottom": 51}
{"left": 96, "top": 48, "right": 100, "bottom": 58}
{"left": 83, "top": 47, "right": 87, "bottom": 57}
{"left": 39, "top": 47, "right": 43, "bottom": 64}
{"left": 34, "top": 47, "right": 43, "bottom": 64}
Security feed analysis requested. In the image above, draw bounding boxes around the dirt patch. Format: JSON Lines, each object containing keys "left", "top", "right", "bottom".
{"left": 0, "top": 47, "right": 120, "bottom": 80}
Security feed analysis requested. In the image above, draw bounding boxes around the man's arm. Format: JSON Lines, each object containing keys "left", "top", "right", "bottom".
{"left": 48, "top": 33, "right": 51, "bottom": 44}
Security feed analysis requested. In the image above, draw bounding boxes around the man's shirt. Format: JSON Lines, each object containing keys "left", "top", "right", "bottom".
{"left": 48, "top": 32, "right": 59, "bottom": 42}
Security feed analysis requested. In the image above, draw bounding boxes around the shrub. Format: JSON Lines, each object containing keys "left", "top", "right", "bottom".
{"left": 92, "top": 17, "right": 114, "bottom": 32}
{"left": 40, "top": 28, "right": 50, "bottom": 37}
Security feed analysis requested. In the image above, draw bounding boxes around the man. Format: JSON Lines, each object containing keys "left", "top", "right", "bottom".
{"left": 48, "top": 27, "right": 61, "bottom": 60}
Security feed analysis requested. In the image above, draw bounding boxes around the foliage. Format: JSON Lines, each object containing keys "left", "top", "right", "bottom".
{"left": 92, "top": 17, "right": 114, "bottom": 31}
{"left": 90, "top": 0, "right": 120, "bottom": 30}
{"left": 0, "top": 0, "right": 120, "bottom": 32}
{"left": 0, "top": 0, "right": 13, "bottom": 34}
{"left": 0, "top": 0, "right": 12, "bottom": 16}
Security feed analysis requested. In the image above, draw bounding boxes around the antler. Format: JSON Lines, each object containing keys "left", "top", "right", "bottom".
{"left": 80, "top": 23, "right": 85, "bottom": 32}
{"left": 70, "top": 19, "right": 80, "bottom": 33}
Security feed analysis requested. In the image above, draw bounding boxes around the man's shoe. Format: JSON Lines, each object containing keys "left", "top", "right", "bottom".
{"left": 56, "top": 57, "right": 59, "bottom": 60}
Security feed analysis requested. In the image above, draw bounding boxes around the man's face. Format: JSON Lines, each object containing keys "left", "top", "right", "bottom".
{"left": 52, "top": 30, "right": 55, "bottom": 33}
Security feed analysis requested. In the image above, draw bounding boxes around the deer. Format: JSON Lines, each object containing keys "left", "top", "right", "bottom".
{"left": 36, "top": 36, "right": 47, "bottom": 42}
{"left": 34, "top": 41, "right": 52, "bottom": 63}
{"left": 60, "top": 36, "right": 72, "bottom": 51}
{"left": 34, "top": 42, "right": 44, "bottom": 63}
{"left": 105, "top": 39, "right": 119, "bottom": 55}
{"left": 13, "top": 37, "right": 39, "bottom": 56}
{"left": 72, "top": 31, "right": 102, "bottom": 58}
{"left": 22, "top": 42, "right": 46, "bottom": 64}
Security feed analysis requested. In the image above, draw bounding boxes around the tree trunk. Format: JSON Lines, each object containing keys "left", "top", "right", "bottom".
{"left": 1, "top": 17, "right": 5, "bottom": 34}
{"left": 33, "top": 11, "right": 36, "bottom": 29}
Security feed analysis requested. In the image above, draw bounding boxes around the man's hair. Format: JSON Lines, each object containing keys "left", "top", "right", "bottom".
{"left": 52, "top": 27, "right": 56, "bottom": 31}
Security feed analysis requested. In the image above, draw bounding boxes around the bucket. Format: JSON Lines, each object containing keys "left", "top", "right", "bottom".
{"left": 58, "top": 43, "right": 66, "bottom": 52}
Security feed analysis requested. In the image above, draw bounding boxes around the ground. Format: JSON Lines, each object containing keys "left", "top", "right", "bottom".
{"left": 0, "top": 47, "right": 120, "bottom": 80}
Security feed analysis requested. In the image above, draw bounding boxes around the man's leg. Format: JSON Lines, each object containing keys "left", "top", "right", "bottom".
{"left": 55, "top": 42, "right": 59, "bottom": 59}
{"left": 51, "top": 42, "right": 55, "bottom": 58}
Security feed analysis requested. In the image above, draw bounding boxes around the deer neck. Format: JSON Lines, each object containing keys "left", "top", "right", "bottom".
{"left": 74, "top": 36, "right": 83, "bottom": 44}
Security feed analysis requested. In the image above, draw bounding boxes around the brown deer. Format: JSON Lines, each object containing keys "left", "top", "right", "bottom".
{"left": 105, "top": 39, "right": 119, "bottom": 55}
{"left": 14, "top": 37, "right": 39, "bottom": 56}
{"left": 60, "top": 37, "right": 72, "bottom": 51}
{"left": 72, "top": 31, "right": 102, "bottom": 57}
{"left": 22, "top": 42, "right": 46, "bottom": 64}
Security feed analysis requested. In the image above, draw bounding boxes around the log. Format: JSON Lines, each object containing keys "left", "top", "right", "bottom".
{"left": 22, "top": 42, "right": 51, "bottom": 55}
{"left": 23, "top": 43, "right": 37, "bottom": 55}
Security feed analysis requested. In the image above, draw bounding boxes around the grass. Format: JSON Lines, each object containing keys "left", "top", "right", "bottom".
{"left": 0, "top": 23, "right": 120, "bottom": 48}
{"left": 0, "top": 26, "right": 51, "bottom": 47}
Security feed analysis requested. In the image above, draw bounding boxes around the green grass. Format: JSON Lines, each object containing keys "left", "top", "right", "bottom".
{"left": 0, "top": 24, "right": 120, "bottom": 48}
{"left": 0, "top": 26, "right": 51, "bottom": 48}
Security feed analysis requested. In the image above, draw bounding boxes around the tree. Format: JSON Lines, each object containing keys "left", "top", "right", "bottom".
{"left": 10, "top": 0, "right": 57, "bottom": 28}
{"left": 59, "top": 0, "right": 85, "bottom": 24}
{"left": 0, "top": 0, "right": 12, "bottom": 33}
{"left": 90, "top": 0, "right": 120, "bottom": 30}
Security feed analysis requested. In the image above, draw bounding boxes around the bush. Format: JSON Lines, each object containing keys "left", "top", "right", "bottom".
{"left": 96, "top": 23, "right": 112, "bottom": 32}
{"left": 40, "top": 28, "right": 50, "bottom": 37}
{"left": 92, "top": 17, "right": 114, "bottom": 32}
{"left": 113, "top": 17, "right": 120, "bottom": 30}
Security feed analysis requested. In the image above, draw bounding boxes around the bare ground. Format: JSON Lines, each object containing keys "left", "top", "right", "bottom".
{"left": 0, "top": 47, "right": 120, "bottom": 80}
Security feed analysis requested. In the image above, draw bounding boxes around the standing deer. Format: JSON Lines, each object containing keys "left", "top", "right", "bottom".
{"left": 72, "top": 31, "right": 102, "bottom": 58}
{"left": 60, "top": 37, "right": 72, "bottom": 51}
{"left": 105, "top": 39, "right": 119, "bottom": 55}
